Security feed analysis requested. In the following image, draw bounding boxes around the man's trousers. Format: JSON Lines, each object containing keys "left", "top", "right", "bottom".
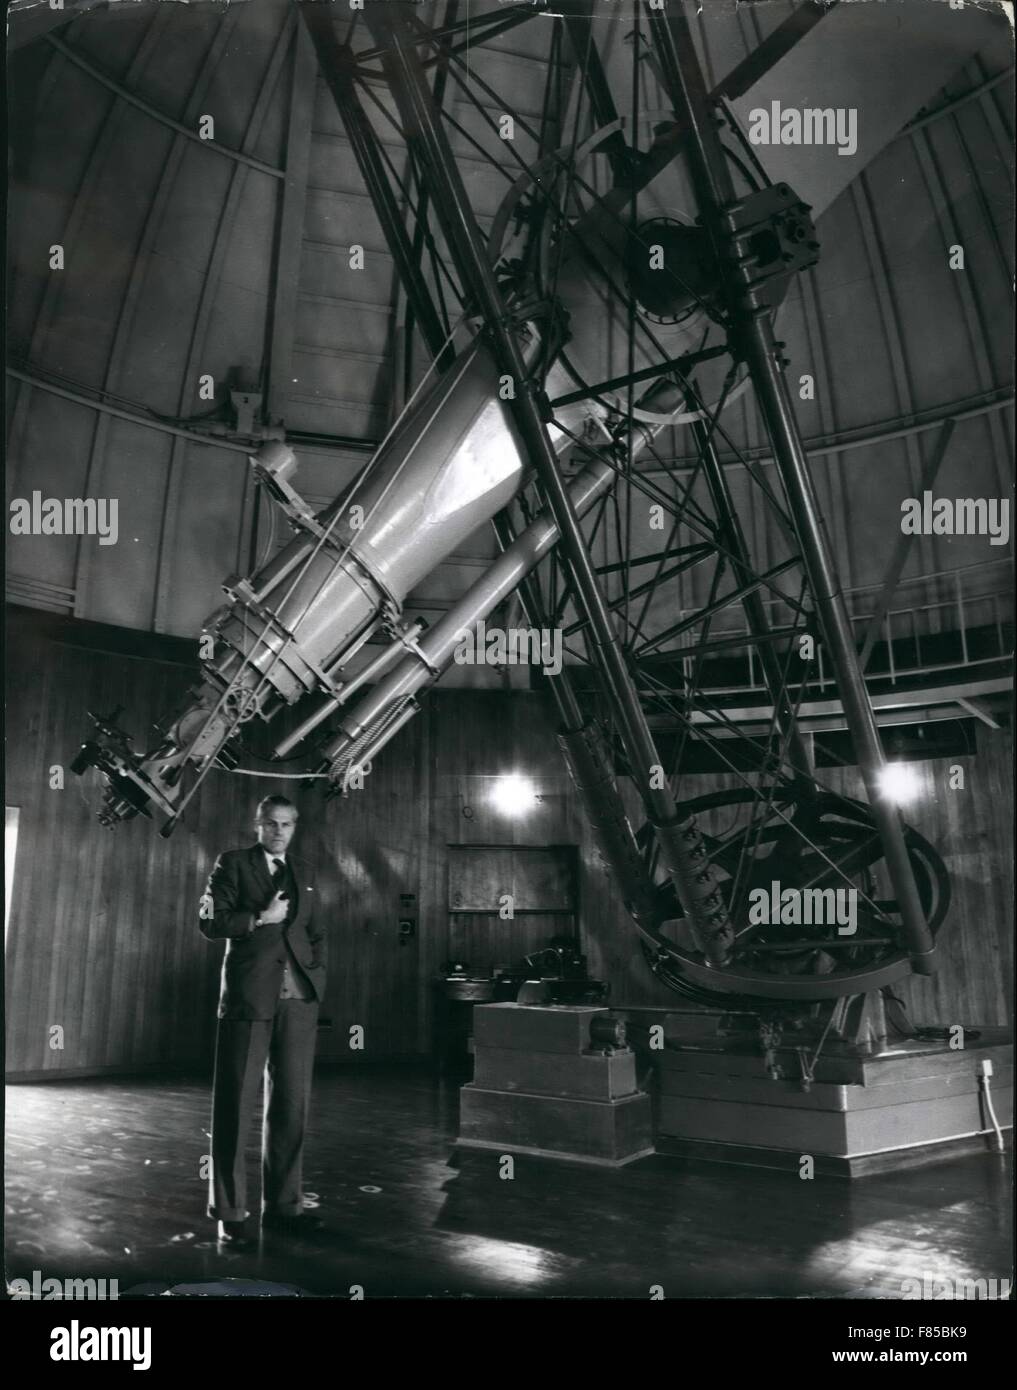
{"left": 208, "top": 998, "right": 319, "bottom": 1223}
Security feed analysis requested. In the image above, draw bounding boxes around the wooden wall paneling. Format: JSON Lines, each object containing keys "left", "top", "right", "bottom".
{"left": 4, "top": 612, "right": 219, "bottom": 1077}
{"left": 65, "top": 645, "right": 115, "bottom": 1072}
{"left": 4, "top": 609, "right": 1012, "bottom": 1080}
{"left": 19, "top": 644, "right": 56, "bottom": 1073}
{"left": 449, "top": 914, "right": 570, "bottom": 974}
{"left": 300, "top": 706, "right": 429, "bottom": 1063}
{"left": 881, "top": 728, "right": 1014, "bottom": 1032}
{"left": 415, "top": 694, "right": 440, "bottom": 1055}
{"left": 794, "top": 747, "right": 1013, "bottom": 1032}
{"left": 361, "top": 712, "right": 425, "bottom": 1057}
{"left": 576, "top": 773, "right": 694, "bottom": 1011}
{"left": 6, "top": 635, "right": 53, "bottom": 1071}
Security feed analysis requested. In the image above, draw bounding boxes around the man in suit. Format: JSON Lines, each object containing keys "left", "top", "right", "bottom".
{"left": 199, "top": 794, "right": 328, "bottom": 1247}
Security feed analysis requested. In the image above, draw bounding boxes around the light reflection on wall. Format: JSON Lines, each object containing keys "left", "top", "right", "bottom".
{"left": 877, "top": 762, "right": 922, "bottom": 805}
{"left": 488, "top": 774, "right": 539, "bottom": 817}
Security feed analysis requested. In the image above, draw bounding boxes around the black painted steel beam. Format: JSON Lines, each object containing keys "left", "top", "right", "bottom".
{"left": 403, "top": 0, "right": 459, "bottom": 385}
{"left": 354, "top": 3, "right": 537, "bottom": 66}
{"left": 299, "top": 2, "right": 451, "bottom": 367}
{"left": 561, "top": 5, "right": 635, "bottom": 185}
{"left": 572, "top": 0, "right": 839, "bottom": 230}
{"left": 366, "top": 0, "right": 735, "bottom": 968}
{"left": 639, "top": 625, "right": 803, "bottom": 663}
{"left": 645, "top": 0, "right": 935, "bottom": 975}
{"left": 564, "top": 548, "right": 716, "bottom": 638}
{"left": 635, "top": 559, "right": 801, "bottom": 657}
{"left": 595, "top": 542, "right": 713, "bottom": 577}
{"left": 550, "top": 344, "right": 729, "bottom": 409}
{"left": 712, "top": 0, "right": 839, "bottom": 102}
{"left": 689, "top": 400, "right": 816, "bottom": 786}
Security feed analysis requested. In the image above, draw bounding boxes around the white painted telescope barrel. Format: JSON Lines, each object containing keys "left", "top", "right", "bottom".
{"left": 209, "top": 337, "right": 533, "bottom": 706}
{"left": 319, "top": 457, "right": 617, "bottom": 764}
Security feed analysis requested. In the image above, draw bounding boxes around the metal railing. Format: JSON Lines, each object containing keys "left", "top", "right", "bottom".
{"left": 674, "top": 558, "right": 1013, "bottom": 699}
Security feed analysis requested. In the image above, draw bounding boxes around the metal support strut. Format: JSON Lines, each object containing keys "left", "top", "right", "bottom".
{"left": 688, "top": 393, "right": 816, "bottom": 789}
{"left": 299, "top": 2, "right": 451, "bottom": 367}
{"left": 645, "top": 0, "right": 935, "bottom": 975}
{"left": 366, "top": 0, "right": 734, "bottom": 968}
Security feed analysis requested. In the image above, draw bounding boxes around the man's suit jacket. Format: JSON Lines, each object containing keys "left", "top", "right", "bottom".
{"left": 199, "top": 844, "right": 328, "bottom": 1020}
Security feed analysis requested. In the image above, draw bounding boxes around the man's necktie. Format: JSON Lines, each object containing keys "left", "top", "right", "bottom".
{"left": 270, "top": 857, "right": 293, "bottom": 922}
{"left": 270, "top": 858, "right": 309, "bottom": 998}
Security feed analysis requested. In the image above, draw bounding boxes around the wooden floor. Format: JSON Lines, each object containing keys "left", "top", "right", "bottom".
{"left": 5, "top": 1067, "right": 1012, "bottom": 1299}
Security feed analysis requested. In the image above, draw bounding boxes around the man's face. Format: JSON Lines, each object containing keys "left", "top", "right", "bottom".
{"left": 256, "top": 806, "right": 297, "bottom": 856}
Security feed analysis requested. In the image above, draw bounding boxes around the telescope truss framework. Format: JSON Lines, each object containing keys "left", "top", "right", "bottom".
{"left": 293, "top": 0, "right": 950, "bottom": 1006}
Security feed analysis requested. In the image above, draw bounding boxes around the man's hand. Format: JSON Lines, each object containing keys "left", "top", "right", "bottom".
{"left": 257, "top": 891, "right": 289, "bottom": 926}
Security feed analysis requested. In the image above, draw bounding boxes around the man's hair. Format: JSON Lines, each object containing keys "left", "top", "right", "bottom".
{"left": 255, "top": 794, "right": 299, "bottom": 822}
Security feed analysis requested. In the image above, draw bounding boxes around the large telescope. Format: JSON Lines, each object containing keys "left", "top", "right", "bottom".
{"left": 71, "top": 0, "right": 957, "bottom": 1001}
{"left": 69, "top": 320, "right": 690, "bottom": 832}
{"left": 70, "top": 328, "right": 599, "bottom": 825}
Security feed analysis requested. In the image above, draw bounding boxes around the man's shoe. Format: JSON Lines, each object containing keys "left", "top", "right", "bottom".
{"left": 217, "top": 1219, "right": 254, "bottom": 1249}
{"left": 261, "top": 1210, "right": 327, "bottom": 1240}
